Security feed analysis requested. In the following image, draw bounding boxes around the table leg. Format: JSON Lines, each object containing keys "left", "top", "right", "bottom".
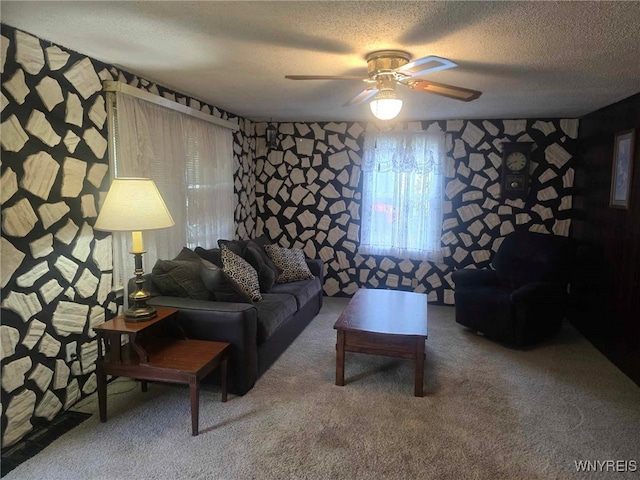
{"left": 336, "top": 330, "right": 345, "bottom": 386}
{"left": 97, "top": 364, "right": 107, "bottom": 422}
{"left": 220, "top": 356, "right": 228, "bottom": 403}
{"left": 189, "top": 376, "right": 199, "bottom": 436}
{"left": 414, "top": 338, "right": 425, "bottom": 397}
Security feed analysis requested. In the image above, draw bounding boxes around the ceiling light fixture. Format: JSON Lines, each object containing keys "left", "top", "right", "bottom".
{"left": 370, "top": 96, "right": 403, "bottom": 121}
{"left": 369, "top": 76, "right": 403, "bottom": 121}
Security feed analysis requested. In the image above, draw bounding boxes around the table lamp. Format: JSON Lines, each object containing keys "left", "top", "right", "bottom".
{"left": 95, "top": 177, "right": 175, "bottom": 321}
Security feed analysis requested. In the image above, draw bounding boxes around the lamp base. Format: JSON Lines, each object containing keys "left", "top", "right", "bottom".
{"left": 124, "top": 304, "right": 157, "bottom": 322}
{"left": 124, "top": 250, "right": 158, "bottom": 322}
{"left": 125, "top": 286, "right": 157, "bottom": 322}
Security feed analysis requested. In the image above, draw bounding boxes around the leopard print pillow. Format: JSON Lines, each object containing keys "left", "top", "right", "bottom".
{"left": 264, "top": 245, "right": 314, "bottom": 284}
{"left": 221, "top": 245, "right": 262, "bottom": 302}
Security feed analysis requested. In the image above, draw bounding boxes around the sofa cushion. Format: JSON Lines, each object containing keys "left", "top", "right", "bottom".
{"left": 254, "top": 293, "right": 298, "bottom": 343}
{"left": 200, "top": 260, "right": 247, "bottom": 303}
{"left": 491, "top": 231, "right": 575, "bottom": 290}
{"left": 221, "top": 245, "right": 262, "bottom": 303}
{"left": 217, "top": 236, "right": 272, "bottom": 252}
{"left": 496, "top": 258, "right": 551, "bottom": 291}
{"left": 269, "top": 276, "right": 322, "bottom": 309}
{"left": 215, "top": 238, "right": 280, "bottom": 293}
{"left": 151, "top": 248, "right": 211, "bottom": 300}
{"left": 194, "top": 247, "right": 222, "bottom": 267}
{"left": 264, "top": 245, "right": 314, "bottom": 283}
{"left": 218, "top": 239, "right": 250, "bottom": 256}
{"left": 251, "top": 234, "right": 272, "bottom": 249}
{"left": 244, "top": 242, "right": 279, "bottom": 293}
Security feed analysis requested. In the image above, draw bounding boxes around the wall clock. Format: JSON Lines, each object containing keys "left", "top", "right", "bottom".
{"left": 500, "top": 142, "right": 533, "bottom": 199}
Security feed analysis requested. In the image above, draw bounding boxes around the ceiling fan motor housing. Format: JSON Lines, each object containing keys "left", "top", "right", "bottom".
{"left": 375, "top": 76, "right": 399, "bottom": 97}
{"left": 366, "top": 50, "right": 411, "bottom": 78}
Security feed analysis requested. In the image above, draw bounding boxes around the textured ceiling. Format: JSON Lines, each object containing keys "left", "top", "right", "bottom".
{"left": 2, "top": 1, "right": 640, "bottom": 122}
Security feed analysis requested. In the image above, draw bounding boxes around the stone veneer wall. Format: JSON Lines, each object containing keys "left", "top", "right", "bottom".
{"left": 234, "top": 121, "right": 257, "bottom": 240}
{"left": 0, "top": 24, "right": 254, "bottom": 447}
{"left": 253, "top": 119, "right": 578, "bottom": 302}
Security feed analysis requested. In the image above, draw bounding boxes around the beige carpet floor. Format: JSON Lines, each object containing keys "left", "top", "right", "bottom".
{"left": 6, "top": 298, "right": 640, "bottom": 480}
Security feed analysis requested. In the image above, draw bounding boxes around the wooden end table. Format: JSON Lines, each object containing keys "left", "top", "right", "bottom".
{"left": 334, "top": 289, "right": 428, "bottom": 397}
{"left": 93, "top": 307, "right": 230, "bottom": 436}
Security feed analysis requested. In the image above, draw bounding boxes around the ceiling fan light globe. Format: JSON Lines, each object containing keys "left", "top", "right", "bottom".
{"left": 370, "top": 98, "right": 403, "bottom": 120}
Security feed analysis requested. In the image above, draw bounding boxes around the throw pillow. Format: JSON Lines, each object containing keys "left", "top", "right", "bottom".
{"left": 221, "top": 245, "right": 262, "bottom": 302}
{"left": 200, "top": 259, "right": 246, "bottom": 303}
{"left": 264, "top": 245, "right": 314, "bottom": 284}
{"left": 247, "top": 240, "right": 280, "bottom": 272}
{"left": 251, "top": 235, "right": 272, "bottom": 249}
{"left": 217, "top": 239, "right": 250, "bottom": 257}
{"left": 194, "top": 247, "right": 222, "bottom": 267}
{"left": 151, "top": 247, "right": 211, "bottom": 300}
{"left": 244, "top": 241, "right": 279, "bottom": 292}
{"left": 218, "top": 236, "right": 271, "bottom": 252}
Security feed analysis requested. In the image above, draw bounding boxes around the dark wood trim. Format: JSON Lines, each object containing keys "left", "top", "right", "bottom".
{"left": 571, "top": 92, "right": 640, "bottom": 386}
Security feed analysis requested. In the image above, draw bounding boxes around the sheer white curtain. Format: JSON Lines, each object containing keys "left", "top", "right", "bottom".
{"left": 112, "top": 92, "right": 234, "bottom": 290}
{"left": 360, "top": 130, "right": 445, "bottom": 262}
{"left": 182, "top": 117, "right": 234, "bottom": 249}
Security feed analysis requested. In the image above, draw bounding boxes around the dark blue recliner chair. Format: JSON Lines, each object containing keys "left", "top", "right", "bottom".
{"left": 452, "top": 231, "right": 575, "bottom": 346}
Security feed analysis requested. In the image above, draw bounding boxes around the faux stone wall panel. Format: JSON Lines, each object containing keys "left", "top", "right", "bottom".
{"left": 0, "top": 24, "right": 114, "bottom": 447}
{"left": 1, "top": 24, "right": 251, "bottom": 448}
{"left": 254, "top": 118, "right": 577, "bottom": 303}
{"left": 233, "top": 118, "right": 256, "bottom": 239}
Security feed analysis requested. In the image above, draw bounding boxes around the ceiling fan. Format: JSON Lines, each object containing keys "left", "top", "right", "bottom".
{"left": 285, "top": 50, "right": 482, "bottom": 120}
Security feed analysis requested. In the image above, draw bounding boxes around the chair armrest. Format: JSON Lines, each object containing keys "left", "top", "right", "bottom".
{"left": 452, "top": 268, "right": 499, "bottom": 288}
{"left": 511, "top": 282, "right": 567, "bottom": 303}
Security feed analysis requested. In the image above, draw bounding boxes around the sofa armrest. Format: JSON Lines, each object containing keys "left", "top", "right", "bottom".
{"left": 452, "top": 268, "right": 499, "bottom": 288}
{"left": 148, "top": 296, "right": 259, "bottom": 395}
{"left": 306, "top": 258, "right": 324, "bottom": 283}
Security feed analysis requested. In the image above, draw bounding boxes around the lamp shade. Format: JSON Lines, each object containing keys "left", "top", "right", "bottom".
{"left": 94, "top": 178, "right": 175, "bottom": 232}
{"left": 369, "top": 98, "right": 403, "bottom": 121}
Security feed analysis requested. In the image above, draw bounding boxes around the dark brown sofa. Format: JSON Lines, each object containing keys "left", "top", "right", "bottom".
{"left": 133, "top": 255, "right": 323, "bottom": 395}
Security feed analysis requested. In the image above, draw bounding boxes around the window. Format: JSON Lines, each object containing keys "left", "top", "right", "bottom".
{"left": 359, "top": 130, "right": 445, "bottom": 262}
{"left": 109, "top": 92, "right": 234, "bottom": 292}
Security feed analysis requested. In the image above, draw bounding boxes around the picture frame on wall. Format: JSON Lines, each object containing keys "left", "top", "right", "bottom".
{"left": 610, "top": 129, "right": 635, "bottom": 209}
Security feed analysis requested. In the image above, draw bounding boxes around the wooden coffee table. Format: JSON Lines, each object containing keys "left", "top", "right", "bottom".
{"left": 334, "top": 289, "right": 428, "bottom": 397}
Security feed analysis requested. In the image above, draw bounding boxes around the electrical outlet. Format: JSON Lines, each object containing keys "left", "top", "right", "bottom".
{"left": 65, "top": 341, "right": 78, "bottom": 363}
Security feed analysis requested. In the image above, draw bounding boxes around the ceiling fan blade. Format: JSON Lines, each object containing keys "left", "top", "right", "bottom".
{"left": 285, "top": 75, "right": 365, "bottom": 81}
{"left": 395, "top": 55, "right": 457, "bottom": 78}
{"left": 343, "top": 87, "right": 379, "bottom": 106}
{"left": 405, "top": 79, "right": 482, "bottom": 102}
